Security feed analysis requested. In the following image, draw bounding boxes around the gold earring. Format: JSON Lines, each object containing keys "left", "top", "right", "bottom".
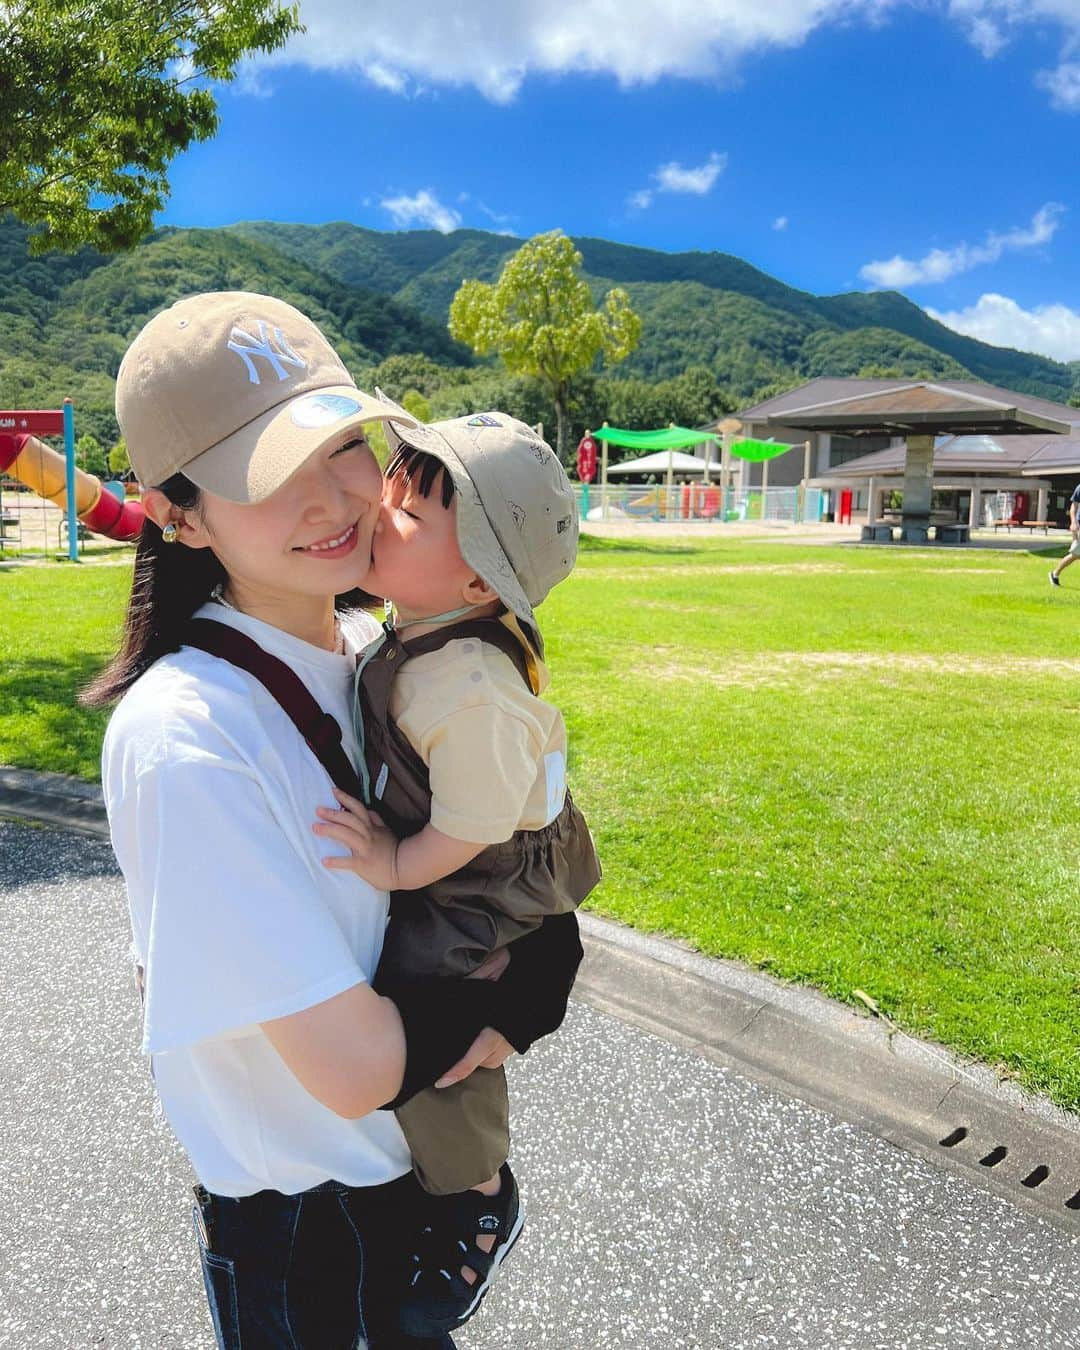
{"left": 162, "top": 522, "right": 179, "bottom": 544}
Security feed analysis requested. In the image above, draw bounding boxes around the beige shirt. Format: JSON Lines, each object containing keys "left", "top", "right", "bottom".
{"left": 390, "top": 615, "right": 568, "bottom": 846}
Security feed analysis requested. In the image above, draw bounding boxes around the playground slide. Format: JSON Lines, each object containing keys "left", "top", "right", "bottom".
{"left": 0, "top": 432, "right": 144, "bottom": 541}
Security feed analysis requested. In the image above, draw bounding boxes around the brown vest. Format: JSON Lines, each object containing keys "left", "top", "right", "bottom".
{"left": 357, "top": 617, "right": 601, "bottom": 980}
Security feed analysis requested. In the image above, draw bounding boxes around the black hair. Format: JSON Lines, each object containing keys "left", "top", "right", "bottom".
{"left": 81, "top": 473, "right": 375, "bottom": 708}
{"left": 385, "top": 444, "right": 455, "bottom": 509}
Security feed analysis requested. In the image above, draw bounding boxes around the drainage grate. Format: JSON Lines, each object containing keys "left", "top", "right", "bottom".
{"left": 574, "top": 919, "right": 1080, "bottom": 1236}
{"left": 939, "top": 1125, "right": 1080, "bottom": 1218}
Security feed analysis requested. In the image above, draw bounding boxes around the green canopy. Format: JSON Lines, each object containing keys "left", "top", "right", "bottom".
{"left": 592, "top": 425, "right": 719, "bottom": 449}
{"left": 730, "top": 437, "right": 795, "bottom": 462}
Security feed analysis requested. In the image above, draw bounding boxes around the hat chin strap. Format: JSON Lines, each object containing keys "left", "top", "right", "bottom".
{"left": 383, "top": 600, "right": 481, "bottom": 630}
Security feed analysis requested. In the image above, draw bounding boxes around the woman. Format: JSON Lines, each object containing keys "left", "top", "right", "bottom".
{"left": 84, "top": 292, "right": 582, "bottom": 1348}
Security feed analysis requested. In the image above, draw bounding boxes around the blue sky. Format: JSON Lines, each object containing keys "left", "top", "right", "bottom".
{"left": 161, "top": 1, "right": 1080, "bottom": 362}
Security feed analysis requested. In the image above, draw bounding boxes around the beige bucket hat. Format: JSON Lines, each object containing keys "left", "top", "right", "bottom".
{"left": 378, "top": 395, "right": 579, "bottom": 654}
{"left": 116, "top": 292, "right": 418, "bottom": 502}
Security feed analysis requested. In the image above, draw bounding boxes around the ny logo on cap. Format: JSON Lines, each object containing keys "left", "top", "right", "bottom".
{"left": 227, "top": 321, "right": 307, "bottom": 386}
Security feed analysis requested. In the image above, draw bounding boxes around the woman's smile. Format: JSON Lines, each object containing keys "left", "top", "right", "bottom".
{"left": 294, "top": 520, "right": 360, "bottom": 558}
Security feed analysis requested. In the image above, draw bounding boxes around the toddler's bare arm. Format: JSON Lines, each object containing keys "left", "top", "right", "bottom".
{"left": 314, "top": 788, "right": 484, "bottom": 891}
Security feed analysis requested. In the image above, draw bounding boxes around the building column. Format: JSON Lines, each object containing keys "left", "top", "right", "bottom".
{"left": 968, "top": 482, "right": 980, "bottom": 530}
{"left": 1037, "top": 487, "right": 1048, "bottom": 523}
{"left": 900, "top": 434, "right": 934, "bottom": 541}
{"left": 866, "top": 477, "right": 877, "bottom": 525}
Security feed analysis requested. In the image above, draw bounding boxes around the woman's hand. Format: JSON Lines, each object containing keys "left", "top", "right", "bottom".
{"left": 434, "top": 1027, "right": 515, "bottom": 1088}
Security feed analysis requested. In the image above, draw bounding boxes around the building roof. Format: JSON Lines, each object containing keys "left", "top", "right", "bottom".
{"left": 734, "top": 377, "right": 1079, "bottom": 435}
{"left": 820, "top": 433, "right": 1080, "bottom": 480}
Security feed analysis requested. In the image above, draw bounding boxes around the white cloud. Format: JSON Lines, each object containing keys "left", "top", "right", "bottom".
{"left": 628, "top": 151, "right": 726, "bottom": 210}
{"left": 364, "top": 62, "right": 408, "bottom": 94}
{"left": 380, "top": 190, "right": 462, "bottom": 233}
{"left": 1037, "top": 60, "right": 1080, "bottom": 110}
{"left": 860, "top": 203, "right": 1064, "bottom": 288}
{"left": 773, "top": 215, "right": 789, "bottom": 231}
{"left": 270, "top": 1, "right": 911, "bottom": 102}
{"left": 231, "top": 1, "right": 1080, "bottom": 111}
{"left": 655, "top": 151, "right": 727, "bottom": 194}
{"left": 947, "top": 2, "right": 1080, "bottom": 107}
{"left": 928, "top": 292, "right": 1080, "bottom": 362}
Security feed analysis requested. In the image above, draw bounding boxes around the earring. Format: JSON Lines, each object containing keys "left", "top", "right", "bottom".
{"left": 162, "top": 522, "right": 179, "bottom": 544}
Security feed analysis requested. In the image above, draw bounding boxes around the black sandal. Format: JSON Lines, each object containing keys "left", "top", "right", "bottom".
{"left": 398, "top": 1163, "right": 525, "bottom": 1337}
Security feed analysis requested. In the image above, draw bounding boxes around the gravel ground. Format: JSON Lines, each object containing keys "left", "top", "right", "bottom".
{"left": 2, "top": 819, "right": 1077, "bottom": 1350}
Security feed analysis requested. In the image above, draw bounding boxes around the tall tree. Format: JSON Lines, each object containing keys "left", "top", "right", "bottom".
{"left": 0, "top": 0, "right": 301, "bottom": 252}
{"left": 449, "top": 230, "right": 641, "bottom": 461}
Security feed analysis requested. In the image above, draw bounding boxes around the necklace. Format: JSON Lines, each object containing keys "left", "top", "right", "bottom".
{"left": 211, "top": 584, "right": 345, "bottom": 655}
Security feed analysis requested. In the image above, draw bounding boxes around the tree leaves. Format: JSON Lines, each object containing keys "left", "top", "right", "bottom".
{"left": 0, "top": 0, "right": 302, "bottom": 251}
{"left": 449, "top": 231, "right": 642, "bottom": 457}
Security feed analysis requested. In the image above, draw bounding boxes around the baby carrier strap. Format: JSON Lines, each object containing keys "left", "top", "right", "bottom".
{"left": 400, "top": 617, "right": 532, "bottom": 689}
{"left": 184, "top": 617, "right": 364, "bottom": 799}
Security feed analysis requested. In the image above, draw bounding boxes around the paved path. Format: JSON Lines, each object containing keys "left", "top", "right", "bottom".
{"left": 3, "top": 820, "right": 1078, "bottom": 1350}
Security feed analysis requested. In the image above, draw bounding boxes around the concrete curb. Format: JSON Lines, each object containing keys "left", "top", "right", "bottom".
{"left": 0, "top": 766, "right": 108, "bottom": 836}
{"left": 3, "top": 766, "right": 1078, "bottom": 1233}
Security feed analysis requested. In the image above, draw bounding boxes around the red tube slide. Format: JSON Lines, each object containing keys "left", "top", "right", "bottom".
{"left": 0, "top": 432, "right": 144, "bottom": 542}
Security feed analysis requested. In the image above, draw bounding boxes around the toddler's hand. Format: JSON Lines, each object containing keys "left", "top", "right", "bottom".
{"left": 314, "top": 788, "right": 401, "bottom": 891}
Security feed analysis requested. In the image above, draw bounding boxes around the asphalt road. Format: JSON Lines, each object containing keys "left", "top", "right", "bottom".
{"left": 3, "top": 819, "right": 1078, "bottom": 1350}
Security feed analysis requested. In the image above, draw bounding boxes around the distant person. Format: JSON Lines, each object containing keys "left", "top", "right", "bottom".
{"left": 1048, "top": 482, "right": 1080, "bottom": 586}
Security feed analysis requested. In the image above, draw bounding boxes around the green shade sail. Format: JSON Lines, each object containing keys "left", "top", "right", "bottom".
{"left": 592, "top": 425, "right": 719, "bottom": 449}
{"left": 730, "top": 437, "right": 795, "bottom": 462}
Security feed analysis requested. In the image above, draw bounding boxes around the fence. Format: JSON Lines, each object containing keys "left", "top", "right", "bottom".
{"left": 0, "top": 478, "right": 136, "bottom": 558}
{"left": 575, "top": 483, "right": 825, "bottom": 525}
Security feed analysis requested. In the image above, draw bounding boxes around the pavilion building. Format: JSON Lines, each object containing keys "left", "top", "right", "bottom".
{"left": 712, "top": 377, "right": 1080, "bottom": 525}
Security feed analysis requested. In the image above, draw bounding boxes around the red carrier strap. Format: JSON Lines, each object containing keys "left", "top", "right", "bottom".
{"left": 184, "top": 618, "right": 364, "bottom": 799}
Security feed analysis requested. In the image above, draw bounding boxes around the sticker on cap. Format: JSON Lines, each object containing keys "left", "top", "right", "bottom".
{"left": 290, "top": 393, "right": 364, "bottom": 428}
{"left": 467, "top": 414, "right": 500, "bottom": 427}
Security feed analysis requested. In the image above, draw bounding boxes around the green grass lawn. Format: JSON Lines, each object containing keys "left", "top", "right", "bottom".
{"left": 2, "top": 540, "right": 1079, "bottom": 1110}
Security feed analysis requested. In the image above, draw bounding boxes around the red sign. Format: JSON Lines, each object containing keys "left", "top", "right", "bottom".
{"left": 577, "top": 435, "right": 597, "bottom": 483}
{"left": 0, "top": 409, "right": 65, "bottom": 435}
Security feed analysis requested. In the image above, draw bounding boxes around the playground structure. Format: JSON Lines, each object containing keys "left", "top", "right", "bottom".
{"left": 580, "top": 423, "right": 813, "bottom": 524}
{"left": 0, "top": 405, "right": 144, "bottom": 557}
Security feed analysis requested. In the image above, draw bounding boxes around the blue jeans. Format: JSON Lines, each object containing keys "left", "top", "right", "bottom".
{"left": 192, "top": 1172, "right": 459, "bottom": 1349}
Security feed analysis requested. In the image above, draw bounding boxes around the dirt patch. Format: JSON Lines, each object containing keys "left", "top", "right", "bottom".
{"left": 632, "top": 648, "right": 1080, "bottom": 691}
{"left": 578, "top": 562, "right": 1009, "bottom": 581}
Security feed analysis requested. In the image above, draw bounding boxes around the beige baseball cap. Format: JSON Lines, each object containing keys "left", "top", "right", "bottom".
{"left": 116, "top": 291, "right": 418, "bottom": 503}
{"left": 379, "top": 395, "right": 579, "bottom": 653}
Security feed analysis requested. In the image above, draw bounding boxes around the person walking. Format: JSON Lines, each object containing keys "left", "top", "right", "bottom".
{"left": 1049, "top": 482, "right": 1080, "bottom": 586}
{"left": 83, "top": 292, "right": 583, "bottom": 1349}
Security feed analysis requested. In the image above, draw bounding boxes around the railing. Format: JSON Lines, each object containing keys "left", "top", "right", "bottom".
{"left": 575, "top": 484, "right": 825, "bottom": 525}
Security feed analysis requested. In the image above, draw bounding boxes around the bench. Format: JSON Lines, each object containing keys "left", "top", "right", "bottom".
{"left": 861, "top": 523, "right": 895, "bottom": 542}
{"left": 935, "top": 523, "right": 970, "bottom": 544}
{"left": 1021, "top": 520, "right": 1052, "bottom": 534}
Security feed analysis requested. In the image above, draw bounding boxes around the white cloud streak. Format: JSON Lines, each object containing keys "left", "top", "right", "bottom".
{"left": 773, "top": 215, "right": 789, "bottom": 231}
{"left": 860, "top": 204, "right": 1064, "bottom": 288}
{"left": 928, "top": 292, "right": 1080, "bottom": 362}
{"left": 628, "top": 151, "right": 727, "bottom": 210}
{"left": 380, "top": 190, "right": 463, "bottom": 233}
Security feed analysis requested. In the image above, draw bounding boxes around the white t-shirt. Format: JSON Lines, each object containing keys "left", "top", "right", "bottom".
{"left": 102, "top": 602, "right": 411, "bottom": 1197}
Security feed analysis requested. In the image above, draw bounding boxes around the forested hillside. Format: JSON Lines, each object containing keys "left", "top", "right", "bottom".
{"left": 2, "top": 213, "right": 1076, "bottom": 454}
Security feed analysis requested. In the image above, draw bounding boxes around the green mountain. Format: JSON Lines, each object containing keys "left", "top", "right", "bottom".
{"left": 0, "top": 216, "right": 472, "bottom": 446}
{"left": 231, "top": 220, "right": 1077, "bottom": 402}
{"left": 2, "top": 213, "right": 1076, "bottom": 454}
